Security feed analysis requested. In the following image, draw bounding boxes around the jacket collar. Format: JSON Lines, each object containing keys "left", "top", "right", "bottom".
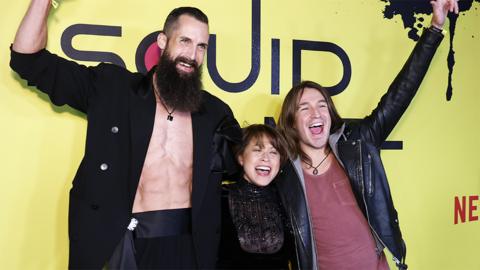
{"left": 328, "top": 123, "right": 346, "bottom": 168}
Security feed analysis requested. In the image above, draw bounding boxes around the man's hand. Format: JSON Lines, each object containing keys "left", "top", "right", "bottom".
{"left": 430, "top": 0, "right": 459, "bottom": 29}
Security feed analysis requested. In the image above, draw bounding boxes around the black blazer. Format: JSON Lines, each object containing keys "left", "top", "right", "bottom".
{"left": 10, "top": 48, "right": 236, "bottom": 269}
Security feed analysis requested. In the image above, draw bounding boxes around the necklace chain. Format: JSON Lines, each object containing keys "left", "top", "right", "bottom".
{"left": 153, "top": 82, "right": 176, "bottom": 121}
{"left": 159, "top": 97, "right": 175, "bottom": 121}
{"left": 304, "top": 150, "right": 331, "bottom": 175}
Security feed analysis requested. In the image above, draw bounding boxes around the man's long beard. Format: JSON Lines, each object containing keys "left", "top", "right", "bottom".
{"left": 154, "top": 51, "right": 203, "bottom": 112}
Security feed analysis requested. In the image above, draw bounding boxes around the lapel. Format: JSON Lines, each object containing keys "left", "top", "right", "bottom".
{"left": 277, "top": 160, "right": 315, "bottom": 267}
{"left": 190, "top": 97, "right": 213, "bottom": 219}
{"left": 128, "top": 71, "right": 156, "bottom": 207}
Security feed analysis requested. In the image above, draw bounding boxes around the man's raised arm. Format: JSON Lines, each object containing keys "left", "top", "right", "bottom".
{"left": 12, "top": 0, "right": 51, "bottom": 53}
{"left": 357, "top": 0, "right": 459, "bottom": 145}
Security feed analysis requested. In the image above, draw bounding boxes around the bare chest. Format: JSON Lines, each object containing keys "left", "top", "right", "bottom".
{"left": 144, "top": 106, "right": 193, "bottom": 164}
{"left": 132, "top": 104, "right": 194, "bottom": 212}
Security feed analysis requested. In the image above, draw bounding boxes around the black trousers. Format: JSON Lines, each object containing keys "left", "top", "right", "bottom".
{"left": 108, "top": 208, "right": 197, "bottom": 269}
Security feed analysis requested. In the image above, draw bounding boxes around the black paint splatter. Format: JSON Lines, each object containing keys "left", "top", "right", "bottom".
{"left": 446, "top": 12, "right": 458, "bottom": 101}
{"left": 381, "top": 0, "right": 479, "bottom": 101}
{"left": 382, "top": 0, "right": 432, "bottom": 41}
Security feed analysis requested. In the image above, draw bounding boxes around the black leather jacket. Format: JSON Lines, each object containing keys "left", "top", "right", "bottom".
{"left": 275, "top": 28, "right": 443, "bottom": 270}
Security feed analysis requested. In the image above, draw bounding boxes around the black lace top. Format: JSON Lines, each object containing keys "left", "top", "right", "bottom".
{"left": 228, "top": 178, "right": 285, "bottom": 254}
{"left": 217, "top": 178, "right": 294, "bottom": 269}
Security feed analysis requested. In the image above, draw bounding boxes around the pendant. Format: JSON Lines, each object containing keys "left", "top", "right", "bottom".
{"left": 313, "top": 168, "right": 318, "bottom": 175}
{"left": 167, "top": 114, "right": 173, "bottom": 121}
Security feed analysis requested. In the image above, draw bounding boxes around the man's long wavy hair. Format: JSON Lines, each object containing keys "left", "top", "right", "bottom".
{"left": 277, "top": 81, "right": 343, "bottom": 163}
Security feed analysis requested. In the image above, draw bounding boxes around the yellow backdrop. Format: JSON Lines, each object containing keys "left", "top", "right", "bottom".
{"left": 1, "top": 0, "right": 479, "bottom": 269}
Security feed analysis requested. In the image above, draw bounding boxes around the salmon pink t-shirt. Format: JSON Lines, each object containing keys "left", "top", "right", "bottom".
{"left": 303, "top": 157, "right": 389, "bottom": 270}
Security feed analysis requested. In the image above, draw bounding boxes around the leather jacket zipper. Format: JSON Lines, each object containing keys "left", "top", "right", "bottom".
{"left": 356, "top": 140, "right": 400, "bottom": 264}
{"left": 367, "top": 154, "right": 373, "bottom": 196}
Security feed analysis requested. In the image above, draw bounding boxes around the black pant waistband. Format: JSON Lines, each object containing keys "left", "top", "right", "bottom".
{"left": 132, "top": 208, "right": 192, "bottom": 238}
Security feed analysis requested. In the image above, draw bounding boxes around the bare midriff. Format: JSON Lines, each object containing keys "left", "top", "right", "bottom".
{"left": 132, "top": 102, "right": 193, "bottom": 213}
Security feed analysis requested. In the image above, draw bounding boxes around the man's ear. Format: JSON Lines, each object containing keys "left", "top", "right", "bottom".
{"left": 157, "top": 32, "right": 167, "bottom": 50}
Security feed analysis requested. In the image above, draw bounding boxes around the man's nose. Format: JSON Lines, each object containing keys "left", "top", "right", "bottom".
{"left": 185, "top": 45, "right": 197, "bottom": 61}
{"left": 311, "top": 107, "right": 321, "bottom": 117}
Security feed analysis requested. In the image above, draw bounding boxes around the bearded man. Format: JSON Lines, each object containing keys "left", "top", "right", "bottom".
{"left": 10, "top": 1, "right": 239, "bottom": 269}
